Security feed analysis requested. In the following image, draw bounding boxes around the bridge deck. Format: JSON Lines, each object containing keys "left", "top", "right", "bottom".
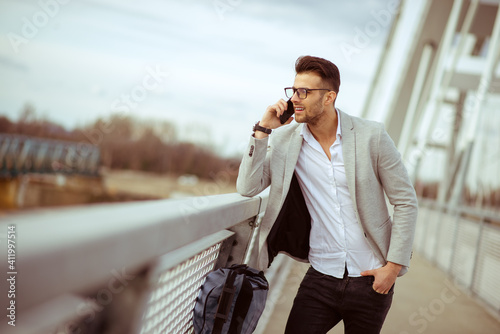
{"left": 261, "top": 253, "right": 500, "bottom": 334}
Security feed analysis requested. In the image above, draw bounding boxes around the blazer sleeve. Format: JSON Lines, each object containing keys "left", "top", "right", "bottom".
{"left": 236, "top": 135, "right": 272, "bottom": 197}
{"left": 377, "top": 125, "right": 418, "bottom": 267}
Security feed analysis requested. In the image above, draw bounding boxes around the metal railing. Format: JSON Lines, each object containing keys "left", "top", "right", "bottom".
{"left": 4, "top": 189, "right": 499, "bottom": 333}
{"left": 0, "top": 134, "right": 100, "bottom": 177}
{"left": 0, "top": 190, "right": 272, "bottom": 334}
{"left": 414, "top": 198, "right": 500, "bottom": 318}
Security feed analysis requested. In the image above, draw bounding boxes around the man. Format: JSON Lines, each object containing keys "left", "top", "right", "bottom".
{"left": 236, "top": 55, "right": 418, "bottom": 333}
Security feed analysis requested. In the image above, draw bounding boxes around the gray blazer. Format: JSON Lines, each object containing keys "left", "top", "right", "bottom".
{"left": 237, "top": 110, "right": 418, "bottom": 276}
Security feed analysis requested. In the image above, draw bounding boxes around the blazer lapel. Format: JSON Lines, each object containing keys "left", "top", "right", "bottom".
{"left": 282, "top": 124, "right": 304, "bottom": 194}
{"left": 340, "top": 110, "right": 358, "bottom": 210}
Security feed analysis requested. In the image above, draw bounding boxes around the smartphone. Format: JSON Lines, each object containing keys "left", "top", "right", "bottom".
{"left": 279, "top": 99, "right": 295, "bottom": 124}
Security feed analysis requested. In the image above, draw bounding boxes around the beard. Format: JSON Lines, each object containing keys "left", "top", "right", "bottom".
{"left": 294, "top": 98, "right": 325, "bottom": 126}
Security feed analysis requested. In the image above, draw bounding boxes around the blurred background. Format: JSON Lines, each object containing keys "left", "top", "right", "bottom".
{"left": 0, "top": 0, "right": 499, "bottom": 333}
{"left": 0, "top": 0, "right": 395, "bottom": 206}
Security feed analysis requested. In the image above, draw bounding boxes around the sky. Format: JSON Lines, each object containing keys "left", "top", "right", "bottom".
{"left": 0, "top": 0, "right": 394, "bottom": 157}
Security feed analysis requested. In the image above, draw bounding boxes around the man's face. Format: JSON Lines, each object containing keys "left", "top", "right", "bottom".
{"left": 290, "top": 72, "right": 330, "bottom": 126}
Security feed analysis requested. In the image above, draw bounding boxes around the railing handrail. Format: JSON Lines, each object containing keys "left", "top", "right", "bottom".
{"left": 0, "top": 191, "right": 268, "bottom": 315}
{"left": 418, "top": 197, "right": 500, "bottom": 225}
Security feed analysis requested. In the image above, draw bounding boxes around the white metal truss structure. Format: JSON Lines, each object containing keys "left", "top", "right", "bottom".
{"left": 362, "top": 0, "right": 500, "bottom": 319}
{"left": 362, "top": 0, "right": 500, "bottom": 209}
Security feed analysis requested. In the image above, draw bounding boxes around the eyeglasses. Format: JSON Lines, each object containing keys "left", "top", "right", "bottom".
{"left": 284, "top": 87, "right": 331, "bottom": 99}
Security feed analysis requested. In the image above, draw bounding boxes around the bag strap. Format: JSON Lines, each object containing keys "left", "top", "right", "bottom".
{"left": 212, "top": 270, "right": 237, "bottom": 334}
{"left": 228, "top": 276, "right": 253, "bottom": 334}
{"left": 201, "top": 286, "right": 217, "bottom": 332}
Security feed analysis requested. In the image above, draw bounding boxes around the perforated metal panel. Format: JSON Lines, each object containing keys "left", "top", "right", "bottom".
{"left": 472, "top": 224, "right": 500, "bottom": 310}
{"left": 415, "top": 202, "right": 500, "bottom": 318}
{"left": 139, "top": 243, "right": 222, "bottom": 334}
{"left": 435, "top": 213, "right": 457, "bottom": 271}
{"left": 450, "top": 218, "right": 480, "bottom": 288}
{"left": 422, "top": 209, "right": 441, "bottom": 259}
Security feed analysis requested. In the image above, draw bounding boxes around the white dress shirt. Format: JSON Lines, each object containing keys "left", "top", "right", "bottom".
{"left": 294, "top": 110, "right": 383, "bottom": 278}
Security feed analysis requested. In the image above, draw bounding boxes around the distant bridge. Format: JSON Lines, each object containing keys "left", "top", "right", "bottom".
{"left": 0, "top": 134, "right": 100, "bottom": 178}
{"left": 0, "top": 134, "right": 102, "bottom": 209}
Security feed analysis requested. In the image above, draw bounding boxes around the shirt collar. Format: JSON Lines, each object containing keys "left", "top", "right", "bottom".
{"left": 300, "top": 108, "right": 342, "bottom": 141}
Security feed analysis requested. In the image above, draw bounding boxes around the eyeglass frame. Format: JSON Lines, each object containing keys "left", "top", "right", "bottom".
{"left": 284, "top": 87, "right": 332, "bottom": 99}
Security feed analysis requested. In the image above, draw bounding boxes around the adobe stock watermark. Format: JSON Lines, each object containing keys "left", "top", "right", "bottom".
{"left": 7, "top": 0, "right": 72, "bottom": 54}
{"left": 403, "top": 78, "right": 500, "bottom": 172}
{"left": 339, "top": 0, "right": 400, "bottom": 63}
{"left": 55, "top": 266, "right": 136, "bottom": 334}
{"left": 213, "top": 0, "right": 243, "bottom": 20}
{"left": 52, "top": 64, "right": 169, "bottom": 173}
{"left": 400, "top": 279, "right": 462, "bottom": 334}
{"left": 178, "top": 161, "right": 239, "bottom": 225}
{"left": 107, "top": 65, "right": 169, "bottom": 114}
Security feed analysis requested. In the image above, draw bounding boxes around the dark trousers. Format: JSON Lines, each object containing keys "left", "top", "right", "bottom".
{"left": 284, "top": 266, "right": 394, "bottom": 334}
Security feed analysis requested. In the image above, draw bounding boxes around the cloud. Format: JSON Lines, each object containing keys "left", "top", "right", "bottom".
{"left": 0, "top": 55, "right": 29, "bottom": 71}
{"left": 0, "top": 0, "right": 393, "bottom": 156}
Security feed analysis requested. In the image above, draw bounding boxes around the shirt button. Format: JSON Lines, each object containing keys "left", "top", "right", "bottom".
{"left": 249, "top": 145, "right": 254, "bottom": 157}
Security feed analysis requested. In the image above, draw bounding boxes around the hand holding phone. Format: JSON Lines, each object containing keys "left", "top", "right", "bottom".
{"left": 279, "top": 99, "right": 295, "bottom": 124}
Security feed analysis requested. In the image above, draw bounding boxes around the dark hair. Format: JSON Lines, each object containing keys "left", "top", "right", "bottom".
{"left": 295, "top": 56, "right": 340, "bottom": 93}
